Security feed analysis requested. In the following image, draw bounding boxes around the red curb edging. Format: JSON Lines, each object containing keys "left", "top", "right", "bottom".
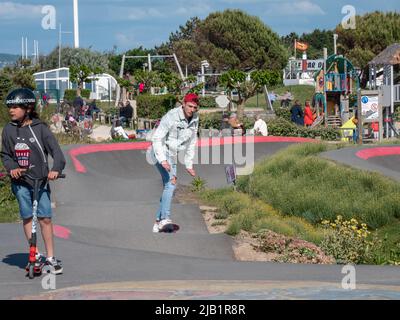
{"left": 355, "top": 147, "right": 400, "bottom": 160}
{"left": 69, "top": 137, "right": 316, "bottom": 173}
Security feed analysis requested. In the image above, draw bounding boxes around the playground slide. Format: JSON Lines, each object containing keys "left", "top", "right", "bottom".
{"left": 310, "top": 115, "right": 324, "bottom": 128}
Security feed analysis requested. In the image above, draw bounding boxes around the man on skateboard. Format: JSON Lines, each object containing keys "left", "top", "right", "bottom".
{"left": 149, "top": 93, "right": 199, "bottom": 233}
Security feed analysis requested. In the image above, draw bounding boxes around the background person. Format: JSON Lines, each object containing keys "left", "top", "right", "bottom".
{"left": 253, "top": 114, "right": 268, "bottom": 136}
{"left": 290, "top": 100, "right": 304, "bottom": 126}
{"left": 304, "top": 100, "right": 314, "bottom": 127}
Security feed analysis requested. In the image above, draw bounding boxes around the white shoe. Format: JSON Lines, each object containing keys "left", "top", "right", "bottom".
{"left": 159, "top": 219, "right": 173, "bottom": 228}
{"left": 152, "top": 221, "right": 160, "bottom": 233}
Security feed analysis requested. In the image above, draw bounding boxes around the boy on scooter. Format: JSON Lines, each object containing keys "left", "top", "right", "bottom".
{"left": 1, "top": 88, "right": 66, "bottom": 275}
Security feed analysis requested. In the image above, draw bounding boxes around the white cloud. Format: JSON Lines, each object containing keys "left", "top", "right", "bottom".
{"left": 126, "top": 8, "right": 164, "bottom": 21}
{"left": 220, "top": 0, "right": 271, "bottom": 3}
{"left": 115, "top": 33, "right": 136, "bottom": 47}
{"left": 175, "top": 3, "right": 212, "bottom": 16}
{"left": 265, "top": 1, "right": 325, "bottom": 16}
{"left": 0, "top": 2, "right": 43, "bottom": 20}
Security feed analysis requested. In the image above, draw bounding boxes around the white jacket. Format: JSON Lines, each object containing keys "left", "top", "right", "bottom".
{"left": 151, "top": 107, "right": 199, "bottom": 169}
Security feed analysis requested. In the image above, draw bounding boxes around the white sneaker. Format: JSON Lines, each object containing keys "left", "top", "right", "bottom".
{"left": 152, "top": 221, "right": 160, "bottom": 233}
{"left": 159, "top": 219, "right": 172, "bottom": 228}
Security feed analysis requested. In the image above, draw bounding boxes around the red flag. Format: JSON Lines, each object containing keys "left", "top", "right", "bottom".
{"left": 295, "top": 41, "right": 308, "bottom": 51}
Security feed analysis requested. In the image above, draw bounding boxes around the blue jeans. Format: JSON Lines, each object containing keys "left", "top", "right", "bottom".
{"left": 154, "top": 154, "right": 177, "bottom": 221}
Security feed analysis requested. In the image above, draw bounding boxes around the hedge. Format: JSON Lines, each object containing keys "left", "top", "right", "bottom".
{"left": 268, "top": 117, "right": 340, "bottom": 140}
{"left": 136, "top": 94, "right": 177, "bottom": 119}
{"left": 199, "top": 96, "right": 217, "bottom": 108}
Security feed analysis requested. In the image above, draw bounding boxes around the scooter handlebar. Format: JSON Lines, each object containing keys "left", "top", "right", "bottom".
{"left": 8, "top": 172, "right": 66, "bottom": 180}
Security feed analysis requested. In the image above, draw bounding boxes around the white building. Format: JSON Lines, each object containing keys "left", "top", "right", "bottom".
{"left": 33, "top": 67, "right": 117, "bottom": 101}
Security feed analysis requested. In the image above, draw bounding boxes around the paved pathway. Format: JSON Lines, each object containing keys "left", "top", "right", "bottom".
{"left": 1, "top": 140, "right": 399, "bottom": 300}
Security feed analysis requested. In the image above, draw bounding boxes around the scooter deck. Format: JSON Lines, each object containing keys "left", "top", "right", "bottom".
{"left": 26, "top": 262, "right": 45, "bottom": 276}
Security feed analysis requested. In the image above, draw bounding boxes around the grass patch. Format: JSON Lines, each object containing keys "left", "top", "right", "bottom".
{"left": 237, "top": 143, "right": 400, "bottom": 229}
{"left": 244, "top": 85, "right": 315, "bottom": 109}
{"left": 201, "top": 188, "right": 324, "bottom": 243}
{"left": 0, "top": 164, "right": 19, "bottom": 223}
{"left": 201, "top": 142, "right": 400, "bottom": 264}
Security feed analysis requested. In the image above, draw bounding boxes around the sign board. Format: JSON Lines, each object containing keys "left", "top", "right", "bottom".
{"left": 225, "top": 165, "right": 236, "bottom": 184}
{"left": 361, "top": 95, "right": 379, "bottom": 120}
{"left": 216, "top": 95, "right": 230, "bottom": 109}
{"left": 289, "top": 59, "right": 324, "bottom": 71}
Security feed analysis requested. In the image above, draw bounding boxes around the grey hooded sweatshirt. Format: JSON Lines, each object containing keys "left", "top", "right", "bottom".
{"left": 1, "top": 118, "right": 66, "bottom": 187}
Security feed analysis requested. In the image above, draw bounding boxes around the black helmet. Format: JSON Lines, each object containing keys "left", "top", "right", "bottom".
{"left": 5, "top": 88, "right": 36, "bottom": 109}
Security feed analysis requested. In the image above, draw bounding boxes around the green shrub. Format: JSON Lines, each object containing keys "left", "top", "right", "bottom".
{"left": 199, "top": 112, "right": 256, "bottom": 130}
{"left": 199, "top": 112, "right": 222, "bottom": 129}
{"left": 0, "top": 167, "right": 19, "bottom": 223}
{"left": 320, "top": 216, "right": 378, "bottom": 264}
{"left": 242, "top": 116, "right": 256, "bottom": 130}
{"left": 267, "top": 117, "right": 340, "bottom": 140}
{"left": 199, "top": 96, "right": 217, "bottom": 108}
{"left": 0, "top": 103, "right": 9, "bottom": 125}
{"left": 274, "top": 107, "right": 291, "bottom": 121}
{"left": 136, "top": 94, "right": 176, "bottom": 119}
{"left": 191, "top": 176, "right": 207, "bottom": 192}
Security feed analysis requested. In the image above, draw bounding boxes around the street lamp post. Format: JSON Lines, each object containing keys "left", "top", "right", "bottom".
{"left": 201, "top": 60, "right": 209, "bottom": 97}
{"left": 333, "top": 34, "right": 338, "bottom": 55}
{"left": 58, "top": 24, "right": 73, "bottom": 69}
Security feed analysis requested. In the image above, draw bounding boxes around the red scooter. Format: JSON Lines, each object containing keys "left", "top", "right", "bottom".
{"left": 21, "top": 172, "right": 65, "bottom": 279}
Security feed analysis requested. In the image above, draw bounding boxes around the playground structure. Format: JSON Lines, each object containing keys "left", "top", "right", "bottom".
{"left": 313, "top": 53, "right": 360, "bottom": 128}
{"left": 115, "top": 53, "right": 185, "bottom": 106}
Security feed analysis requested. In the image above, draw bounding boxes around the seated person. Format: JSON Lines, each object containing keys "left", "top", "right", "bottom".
{"left": 281, "top": 91, "right": 293, "bottom": 107}
{"left": 119, "top": 100, "right": 133, "bottom": 127}
{"left": 268, "top": 91, "right": 277, "bottom": 106}
{"left": 110, "top": 119, "right": 135, "bottom": 140}
{"left": 65, "top": 111, "right": 77, "bottom": 124}
{"left": 220, "top": 113, "right": 230, "bottom": 130}
{"left": 86, "top": 99, "right": 101, "bottom": 117}
{"left": 228, "top": 113, "right": 242, "bottom": 128}
{"left": 228, "top": 113, "right": 245, "bottom": 135}
{"left": 253, "top": 114, "right": 268, "bottom": 136}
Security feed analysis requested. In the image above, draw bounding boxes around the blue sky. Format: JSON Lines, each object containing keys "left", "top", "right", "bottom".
{"left": 0, "top": 0, "right": 399, "bottom": 55}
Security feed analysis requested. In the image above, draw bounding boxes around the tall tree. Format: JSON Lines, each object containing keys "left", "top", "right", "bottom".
{"left": 40, "top": 47, "right": 110, "bottom": 73}
{"left": 158, "top": 10, "right": 288, "bottom": 74}
{"left": 335, "top": 11, "right": 400, "bottom": 87}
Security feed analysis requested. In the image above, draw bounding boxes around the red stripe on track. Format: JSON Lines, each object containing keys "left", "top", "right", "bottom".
{"left": 69, "top": 137, "right": 316, "bottom": 173}
{"left": 54, "top": 225, "right": 71, "bottom": 240}
{"left": 356, "top": 147, "right": 400, "bottom": 160}
{"left": 69, "top": 142, "right": 151, "bottom": 173}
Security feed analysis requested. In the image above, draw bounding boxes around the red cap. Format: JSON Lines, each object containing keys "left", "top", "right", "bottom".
{"left": 183, "top": 93, "right": 199, "bottom": 105}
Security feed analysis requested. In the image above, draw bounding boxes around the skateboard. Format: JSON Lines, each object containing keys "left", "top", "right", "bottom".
{"left": 159, "top": 223, "right": 180, "bottom": 233}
